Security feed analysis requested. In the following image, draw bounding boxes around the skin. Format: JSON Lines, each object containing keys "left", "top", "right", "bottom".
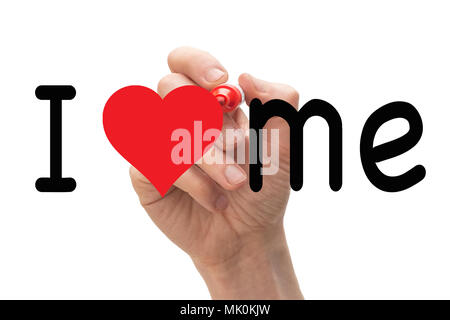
{"left": 130, "top": 47, "right": 303, "bottom": 299}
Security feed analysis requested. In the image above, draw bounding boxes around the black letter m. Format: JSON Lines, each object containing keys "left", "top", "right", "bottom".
{"left": 249, "top": 98, "right": 342, "bottom": 192}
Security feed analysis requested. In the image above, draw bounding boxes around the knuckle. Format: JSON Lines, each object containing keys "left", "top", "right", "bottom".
{"left": 285, "top": 85, "right": 299, "bottom": 103}
{"left": 129, "top": 166, "right": 139, "bottom": 180}
{"left": 129, "top": 166, "right": 148, "bottom": 184}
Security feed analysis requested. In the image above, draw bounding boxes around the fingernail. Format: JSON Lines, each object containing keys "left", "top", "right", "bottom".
{"left": 215, "top": 194, "right": 229, "bottom": 211}
{"left": 251, "top": 76, "right": 267, "bottom": 93}
{"left": 205, "top": 68, "right": 225, "bottom": 82}
{"left": 225, "top": 165, "right": 247, "bottom": 185}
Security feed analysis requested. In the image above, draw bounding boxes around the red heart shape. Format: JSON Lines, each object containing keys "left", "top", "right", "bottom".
{"left": 103, "top": 85, "right": 223, "bottom": 196}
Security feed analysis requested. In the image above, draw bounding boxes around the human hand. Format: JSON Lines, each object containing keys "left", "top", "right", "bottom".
{"left": 130, "top": 47, "right": 303, "bottom": 299}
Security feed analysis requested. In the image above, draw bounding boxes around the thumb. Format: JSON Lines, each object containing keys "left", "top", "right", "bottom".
{"left": 238, "top": 73, "right": 299, "bottom": 108}
{"left": 238, "top": 73, "right": 300, "bottom": 181}
{"left": 238, "top": 72, "right": 299, "bottom": 149}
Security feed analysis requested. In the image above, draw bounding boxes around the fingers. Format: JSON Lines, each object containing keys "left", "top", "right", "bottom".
{"left": 167, "top": 46, "right": 228, "bottom": 90}
{"left": 130, "top": 166, "right": 174, "bottom": 207}
{"left": 238, "top": 73, "right": 299, "bottom": 109}
{"left": 174, "top": 165, "right": 229, "bottom": 212}
{"left": 232, "top": 108, "right": 249, "bottom": 131}
{"left": 197, "top": 146, "right": 247, "bottom": 191}
{"left": 157, "top": 73, "right": 245, "bottom": 152}
{"left": 215, "top": 114, "right": 245, "bottom": 151}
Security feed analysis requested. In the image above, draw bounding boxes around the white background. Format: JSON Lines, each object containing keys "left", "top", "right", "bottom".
{"left": 0, "top": 0, "right": 449, "bottom": 299}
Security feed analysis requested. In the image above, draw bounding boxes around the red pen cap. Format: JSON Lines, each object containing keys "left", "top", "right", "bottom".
{"left": 211, "top": 84, "right": 244, "bottom": 113}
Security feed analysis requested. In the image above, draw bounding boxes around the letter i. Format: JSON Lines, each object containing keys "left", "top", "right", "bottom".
{"left": 35, "top": 85, "right": 77, "bottom": 192}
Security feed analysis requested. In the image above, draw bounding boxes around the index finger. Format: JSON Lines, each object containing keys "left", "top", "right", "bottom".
{"left": 167, "top": 46, "right": 228, "bottom": 90}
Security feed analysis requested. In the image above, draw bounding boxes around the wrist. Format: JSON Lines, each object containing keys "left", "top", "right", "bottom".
{"left": 193, "top": 226, "right": 303, "bottom": 300}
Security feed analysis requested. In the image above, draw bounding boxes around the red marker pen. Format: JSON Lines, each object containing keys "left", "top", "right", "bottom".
{"left": 211, "top": 84, "right": 244, "bottom": 113}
